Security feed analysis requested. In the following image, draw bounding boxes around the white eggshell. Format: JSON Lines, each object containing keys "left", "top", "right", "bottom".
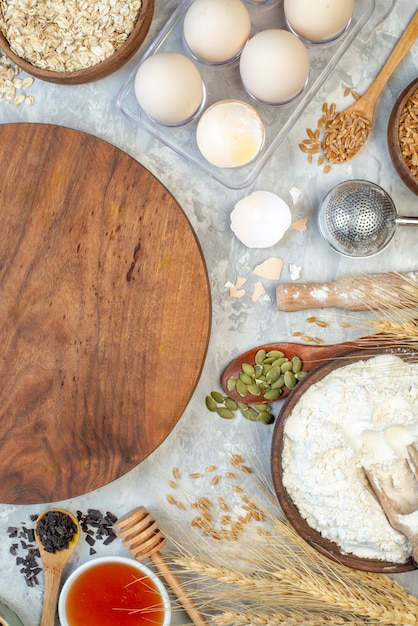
{"left": 230, "top": 191, "right": 292, "bottom": 248}
{"left": 183, "top": 0, "right": 251, "bottom": 64}
{"left": 134, "top": 52, "right": 204, "bottom": 125}
{"left": 284, "top": 0, "right": 354, "bottom": 42}
{"left": 239, "top": 29, "right": 310, "bottom": 104}
{"left": 196, "top": 100, "right": 264, "bottom": 168}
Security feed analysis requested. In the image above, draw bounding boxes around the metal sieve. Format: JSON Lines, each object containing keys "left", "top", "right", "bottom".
{"left": 318, "top": 179, "right": 418, "bottom": 258}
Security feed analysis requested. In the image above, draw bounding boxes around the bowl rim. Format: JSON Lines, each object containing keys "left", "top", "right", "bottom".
{"left": 387, "top": 76, "right": 418, "bottom": 196}
{"left": 0, "top": 0, "right": 154, "bottom": 85}
{"left": 58, "top": 555, "right": 171, "bottom": 626}
{"left": 270, "top": 344, "right": 418, "bottom": 573}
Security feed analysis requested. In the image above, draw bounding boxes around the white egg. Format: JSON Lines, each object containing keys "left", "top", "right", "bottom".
{"left": 230, "top": 191, "right": 292, "bottom": 248}
{"left": 284, "top": 0, "right": 354, "bottom": 43}
{"left": 196, "top": 100, "right": 264, "bottom": 168}
{"left": 183, "top": 0, "right": 251, "bottom": 64}
{"left": 239, "top": 29, "right": 310, "bottom": 105}
{"left": 134, "top": 52, "right": 204, "bottom": 126}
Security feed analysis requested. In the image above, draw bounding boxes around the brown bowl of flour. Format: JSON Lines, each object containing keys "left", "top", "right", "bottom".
{"left": 0, "top": 0, "right": 154, "bottom": 84}
{"left": 271, "top": 345, "right": 418, "bottom": 573}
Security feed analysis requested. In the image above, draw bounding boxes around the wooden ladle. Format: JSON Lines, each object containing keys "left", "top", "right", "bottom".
{"left": 35, "top": 508, "right": 79, "bottom": 626}
{"left": 221, "top": 338, "right": 381, "bottom": 404}
{"left": 324, "top": 10, "right": 418, "bottom": 159}
{"left": 365, "top": 443, "right": 418, "bottom": 563}
{"left": 115, "top": 506, "right": 207, "bottom": 626}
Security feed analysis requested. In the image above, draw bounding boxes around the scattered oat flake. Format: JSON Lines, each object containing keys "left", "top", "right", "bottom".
{"left": 252, "top": 280, "right": 265, "bottom": 303}
{"left": 291, "top": 217, "right": 308, "bottom": 232}
{"left": 252, "top": 257, "right": 283, "bottom": 281}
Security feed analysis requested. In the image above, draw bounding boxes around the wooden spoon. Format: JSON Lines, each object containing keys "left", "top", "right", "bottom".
{"left": 365, "top": 443, "right": 418, "bottom": 563}
{"left": 324, "top": 10, "right": 418, "bottom": 160}
{"left": 35, "top": 508, "right": 79, "bottom": 626}
{"left": 221, "top": 339, "right": 379, "bottom": 404}
{"left": 115, "top": 506, "right": 208, "bottom": 626}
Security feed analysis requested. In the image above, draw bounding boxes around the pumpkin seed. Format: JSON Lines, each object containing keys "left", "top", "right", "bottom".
{"left": 256, "top": 403, "right": 271, "bottom": 412}
{"left": 263, "top": 356, "right": 278, "bottom": 364}
{"left": 266, "top": 350, "right": 284, "bottom": 358}
{"left": 206, "top": 395, "right": 218, "bottom": 412}
{"left": 224, "top": 397, "right": 238, "bottom": 411}
{"left": 241, "top": 407, "right": 259, "bottom": 421}
{"left": 256, "top": 380, "right": 270, "bottom": 390}
{"left": 247, "top": 383, "right": 262, "bottom": 396}
{"left": 271, "top": 374, "right": 285, "bottom": 389}
{"left": 281, "top": 361, "right": 293, "bottom": 373}
{"left": 255, "top": 349, "right": 266, "bottom": 364}
{"left": 217, "top": 407, "right": 235, "bottom": 419}
{"left": 236, "top": 379, "right": 248, "bottom": 397}
{"left": 295, "top": 370, "right": 308, "bottom": 380}
{"left": 254, "top": 364, "right": 263, "bottom": 378}
{"left": 263, "top": 388, "right": 282, "bottom": 400}
{"left": 284, "top": 370, "right": 297, "bottom": 389}
{"left": 271, "top": 357, "right": 288, "bottom": 368}
{"left": 211, "top": 390, "right": 225, "bottom": 404}
{"left": 242, "top": 363, "right": 255, "bottom": 377}
{"left": 292, "top": 356, "right": 302, "bottom": 373}
{"left": 266, "top": 365, "right": 281, "bottom": 384}
{"left": 259, "top": 411, "right": 275, "bottom": 425}
{"left": 239, "top": 372, "right": 254, "bottom": 386}
{"left": 226, "top": 376, "right": 236, "bottom": 392}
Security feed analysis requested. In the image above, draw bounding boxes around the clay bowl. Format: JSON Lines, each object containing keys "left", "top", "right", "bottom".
{"left": 0, "top": 0, "right": 154, "bottom": 84}
{"left": 271, "top": 345, "right": 418, "bottom": 573}
{"left": 387, "top": 76, "right": 418, "bottom": 196}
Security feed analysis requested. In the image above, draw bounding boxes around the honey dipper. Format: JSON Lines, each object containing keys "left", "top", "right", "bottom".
{"left": 114, "top": 506, "right": 207, "bottom": 626}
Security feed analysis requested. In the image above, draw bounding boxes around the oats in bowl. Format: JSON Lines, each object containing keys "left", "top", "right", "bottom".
{"left": 0, "top": 0, "right": 154, "bottom": 83}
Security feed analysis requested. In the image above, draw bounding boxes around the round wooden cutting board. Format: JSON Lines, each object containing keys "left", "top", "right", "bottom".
{"left": 0, "top": 123, "right": 211, "bottom": 504}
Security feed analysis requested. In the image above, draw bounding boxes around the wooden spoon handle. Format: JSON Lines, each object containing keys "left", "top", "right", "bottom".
{"left": 276, "top": 270, "right": 418, "bottom": 311}
{"left": 40, "top": 565, "right": 62, "bottom": 626}
{"left": 353, "top": 10, "right": 418, "bottom": 114}
{"left": 150, "top": 551, "right": 208, "bottom": 626}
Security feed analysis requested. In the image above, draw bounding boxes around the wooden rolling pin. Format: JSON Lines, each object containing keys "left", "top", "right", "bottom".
{"left": 276, "top": 271, "right": 418, "bottom": 311}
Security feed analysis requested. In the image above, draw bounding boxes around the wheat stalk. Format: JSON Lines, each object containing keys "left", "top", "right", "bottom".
{"left": 161, "top": 455, "right": 418, "bottom": 626}
{"left": 312, "top": 272, "right": 418, "bottom": 348}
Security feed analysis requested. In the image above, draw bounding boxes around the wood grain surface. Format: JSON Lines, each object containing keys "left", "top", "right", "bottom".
{"left": 0, "top": 123, "right": 211, "bottom": 504}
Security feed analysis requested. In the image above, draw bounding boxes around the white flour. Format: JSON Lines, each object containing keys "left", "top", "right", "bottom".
{"left": 281, "top": 353, "right": 418, "bottom": 563}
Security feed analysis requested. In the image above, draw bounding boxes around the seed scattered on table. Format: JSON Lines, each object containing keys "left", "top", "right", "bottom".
{"left": 0, "top": 51, "right": 34, "bottom": 106}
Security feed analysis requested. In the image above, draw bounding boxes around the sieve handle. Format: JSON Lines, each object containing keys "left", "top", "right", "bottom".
{"left": 276, "top": 271, "right": 418, "bottom": 311}
{"left": 396, "top": 216, "right": 418, "bottom": 226}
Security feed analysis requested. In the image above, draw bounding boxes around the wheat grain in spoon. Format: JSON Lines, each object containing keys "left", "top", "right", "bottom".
{"left": 323, "top": 10, "right": 418, "bottom": 164}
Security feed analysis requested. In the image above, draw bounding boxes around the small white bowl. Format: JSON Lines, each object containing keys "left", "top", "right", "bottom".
{"left": 58, "top": 556, "right": 171, "bottom": 626}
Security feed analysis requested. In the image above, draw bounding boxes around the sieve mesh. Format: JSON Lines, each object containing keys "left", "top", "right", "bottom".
{"left": 318, "top": 180, "right": 397, "bottom": 257}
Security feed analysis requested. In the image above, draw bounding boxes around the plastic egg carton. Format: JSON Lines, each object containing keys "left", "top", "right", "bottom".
{"left": 118, "top": 0, "right": 375, "bottom": 189}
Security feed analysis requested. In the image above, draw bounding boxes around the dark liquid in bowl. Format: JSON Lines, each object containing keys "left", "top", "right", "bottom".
{"left": 66, "top": 561, "right": 165, "bottom": 625}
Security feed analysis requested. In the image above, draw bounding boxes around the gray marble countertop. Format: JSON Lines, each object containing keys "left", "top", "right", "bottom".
{"left": 1, "top": 0, "right": 418, "bottom": 623}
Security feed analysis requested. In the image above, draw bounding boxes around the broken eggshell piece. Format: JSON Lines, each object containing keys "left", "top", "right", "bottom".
{"left": 230, "top": 191, "right": 292, "bottom": 248}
